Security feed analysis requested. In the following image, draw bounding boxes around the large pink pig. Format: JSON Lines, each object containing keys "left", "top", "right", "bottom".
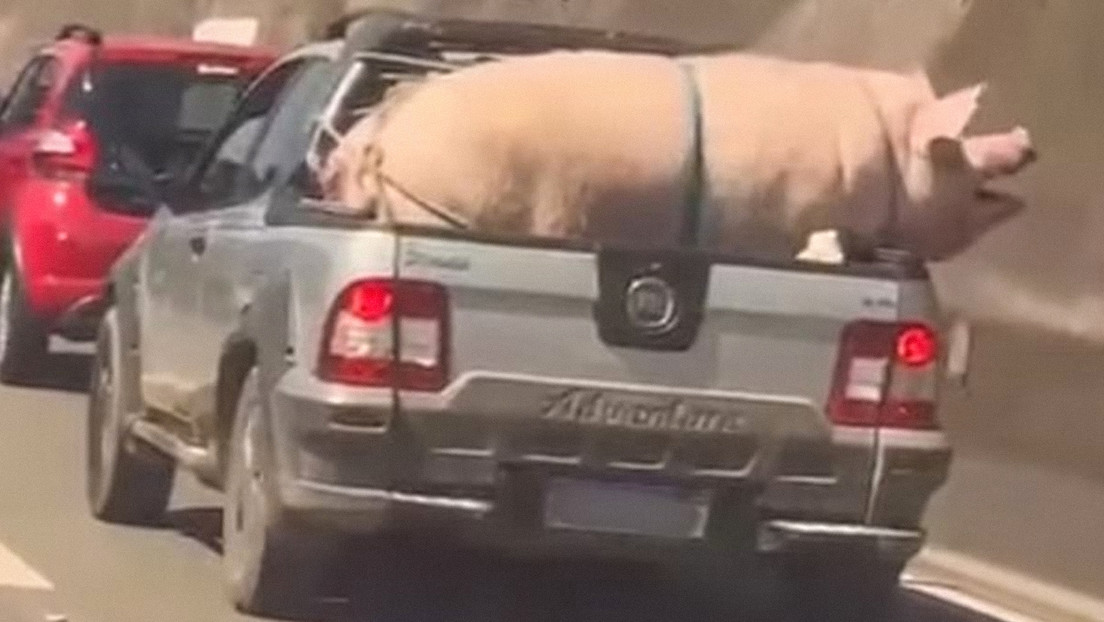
{"left": 324, "top": 50, "right": 1035, "bottom": 261}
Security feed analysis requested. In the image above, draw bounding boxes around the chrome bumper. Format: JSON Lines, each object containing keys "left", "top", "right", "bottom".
{"left": 758, "top": 520, "right": 924, "bottom": 559}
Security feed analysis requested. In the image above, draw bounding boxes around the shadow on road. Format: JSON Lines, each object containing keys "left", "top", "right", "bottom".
{"left": 164, "top": 504, "right": 1003, "bottom": 622}
{"left": 36, "top": 353, "right": 93, "bottom": 393}
{"left": 166, "top": 507, "right": 223, "bottom": 555}
{"left": 2, "top": 352, "right": 94, "bottom": 394}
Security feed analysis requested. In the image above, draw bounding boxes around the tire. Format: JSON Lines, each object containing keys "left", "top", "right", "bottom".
{"left": 0, "top": 258, "right": 49, "bottom": 385}
{"left": 222, "top": 368, "right": 331, "bottom": 618}
{"left": 86, "top": 308, "right": 175, "bottom": 524}
{"left": 774, "top": 549, "right": 904, "bottom": 622}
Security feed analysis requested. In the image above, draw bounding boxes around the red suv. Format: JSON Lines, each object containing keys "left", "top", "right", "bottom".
{"left": 0, "top": 27, "right": 274, "bottom": 382}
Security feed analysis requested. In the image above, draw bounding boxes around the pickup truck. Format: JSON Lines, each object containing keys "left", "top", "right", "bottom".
{"left": 84, "top": 12, "right": 952, "bottom": 620}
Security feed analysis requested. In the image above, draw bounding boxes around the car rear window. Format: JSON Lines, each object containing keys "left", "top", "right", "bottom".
{"left": 63, "top": 61, "right": 252, "bottom": 178}
{"left": 66, "top": 61, "right": 248, "bottom": 133}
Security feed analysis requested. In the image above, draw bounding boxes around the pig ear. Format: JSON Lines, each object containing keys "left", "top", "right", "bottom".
{"left": 911, "top": 83, "right": 987, "bottom": 151}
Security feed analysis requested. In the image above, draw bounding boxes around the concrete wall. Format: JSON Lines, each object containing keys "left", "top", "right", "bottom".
{"left": 1, "top": 0, "right": 1102, "bottom": 606}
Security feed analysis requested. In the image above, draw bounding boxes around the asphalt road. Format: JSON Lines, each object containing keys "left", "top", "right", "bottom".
{"left": 0, "top": 349, "right": 1015, "bottom": 622}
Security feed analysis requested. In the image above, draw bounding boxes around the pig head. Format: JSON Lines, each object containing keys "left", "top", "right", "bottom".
{"left": 894, "top": 84, "right": 1036, "bottom": 260}
{"left": 688, "top": 53, "right": 1036, "bottom": 260}
{"left": 327, "top": 51, "right": 1036, "bottom": 261}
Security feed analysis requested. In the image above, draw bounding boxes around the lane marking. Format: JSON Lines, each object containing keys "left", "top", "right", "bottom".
{"left": 904, "top": 580, "right": 1043, "bottom": 622}
{"left": 0, "top": 542, "right": 52, "bottom": 590}
{"left": 907, "top": 548, "right": 1104, "bottom": 622}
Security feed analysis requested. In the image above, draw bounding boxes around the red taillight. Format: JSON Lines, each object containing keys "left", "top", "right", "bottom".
{"left": 317, "top": 279, "right": 450, "bottom": 392}
{"left": 32, "top": 120, "right": 96, "bottom": 180}
{"left": 896, "top": 326, "right": 937, "bottom": 367}
{"left": 347, "top": 282, "right": 394, "bottom": 322}
{"left": 828, "top": 321, "right": 940, "bottom": 429}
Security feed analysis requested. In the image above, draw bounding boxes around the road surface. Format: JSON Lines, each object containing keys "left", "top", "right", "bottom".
{"left": 0, "top": 349, "right": 1018, "bottom": 622}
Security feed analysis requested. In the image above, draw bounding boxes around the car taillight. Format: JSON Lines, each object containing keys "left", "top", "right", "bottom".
{"left": 318, "top": 279, "right": 450, "bottom": 392}
{"left": 32, "top": 120, "right": 96, "bottom": 181}
{"left": 828, "top": 320, "right": 940, "bottom": 429}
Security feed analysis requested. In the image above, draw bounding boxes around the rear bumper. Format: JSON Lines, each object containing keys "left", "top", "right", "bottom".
{"left": 268, "top": 368, "right": 949, "bottom": 562}
{"left": 277, "top": 478, "right": 925, "bottom": 561}
{"left": 758, "top": 520, "right": 923, "bottom": 560}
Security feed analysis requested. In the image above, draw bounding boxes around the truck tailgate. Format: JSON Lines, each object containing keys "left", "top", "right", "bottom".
{"left": 393, "top": 233, "right": 907, "bottom": 491}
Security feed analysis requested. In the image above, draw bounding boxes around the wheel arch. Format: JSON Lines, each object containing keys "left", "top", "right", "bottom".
{"left": 101, "top": 259, "right": 145, "bottom": 425}
{"left": 106, "top": 258, "right": 142, "bottom": 360}
{"left": 2, "top": 189, "right": 58, "bottom": 316}
{"left": 212, "top": 273, "right": 293, "bottom": 486}
{"left": 1, "top": 216, "right": 27, "bottom": 285}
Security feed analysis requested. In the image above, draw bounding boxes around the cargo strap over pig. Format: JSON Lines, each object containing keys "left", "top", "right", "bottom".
{"left": 677, "top": 61, "right": 708, "bottom": 248}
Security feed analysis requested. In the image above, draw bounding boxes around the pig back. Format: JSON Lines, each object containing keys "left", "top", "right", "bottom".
{"left": 690, "top": 54, "right": 910, "bottom": 258}
{"left": 366, "top": 51, "right": 694, "bottom": 247}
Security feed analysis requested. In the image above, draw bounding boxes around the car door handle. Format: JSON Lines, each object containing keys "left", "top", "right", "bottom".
{"left": 188, "top": 235, "right": 207, "bottom": 256}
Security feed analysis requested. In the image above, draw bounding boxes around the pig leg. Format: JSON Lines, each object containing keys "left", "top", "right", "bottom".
{"left": 796, "top": 230, "right": 846, "bottom": 264}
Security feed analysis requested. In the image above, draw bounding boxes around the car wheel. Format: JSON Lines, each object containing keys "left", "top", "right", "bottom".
{"left": 0, "top": 262, "right": 48, "bottom": 384}
{"left": 774, "top": 550, "right": 904, "bottom": 622}
{"left": 86, "top": 307, "right": 175, "bottom": 524}
{"left": 223, "top": 368, "right": 331, "bottom": 618}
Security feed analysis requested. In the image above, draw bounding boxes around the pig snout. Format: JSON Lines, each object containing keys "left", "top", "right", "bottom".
{"left": 963, "top": 126, "right": 1037, "bottom": 178}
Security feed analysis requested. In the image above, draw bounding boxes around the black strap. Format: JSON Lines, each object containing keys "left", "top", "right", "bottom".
{"left": 375, "top": 169, "right": 472, "bottom": 230}
{"left": 677, "top": 62, "right": 707, "bottom": 248}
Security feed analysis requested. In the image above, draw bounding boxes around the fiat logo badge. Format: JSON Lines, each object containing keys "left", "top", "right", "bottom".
{"left": 624, "top": 276, "right": 679, "bottom": 335}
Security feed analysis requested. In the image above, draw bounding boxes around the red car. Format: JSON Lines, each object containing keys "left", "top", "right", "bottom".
{"left": 0, "top": 27, "right": 275, "bottom": 382}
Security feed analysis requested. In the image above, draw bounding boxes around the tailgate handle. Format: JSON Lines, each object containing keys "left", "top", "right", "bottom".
{"left": 593, "top": 247, "right": 710, "bottom": 352}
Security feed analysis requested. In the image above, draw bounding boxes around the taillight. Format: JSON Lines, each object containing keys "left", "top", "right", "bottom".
{"left": 318, "top": 279, "right": 450, "bottom": 392}
{"left": 828, "top": 321, "right": 940, "bottom": 429}
{"left": 32, "top": 120, "right": 96, "bottom": 181}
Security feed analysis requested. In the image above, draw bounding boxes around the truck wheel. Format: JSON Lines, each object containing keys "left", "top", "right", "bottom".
{"left": 0, "top": 264, "right": 48, "bottom": 384}
{"left": 775, "top": 550, "right": 903, "bottom": 622}
{"left": 223, "top": 368, "right": 331, "bottom": 618}
{"left": 86, "top": 308, "right": 175, "bottom": 524}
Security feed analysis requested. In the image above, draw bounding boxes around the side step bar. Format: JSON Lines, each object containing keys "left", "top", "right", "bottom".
{"left": 129, "top": 419, "right": 219, "bottom": 484}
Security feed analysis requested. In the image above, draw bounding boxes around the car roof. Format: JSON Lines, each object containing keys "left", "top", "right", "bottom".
{"left": 45, "top": 36, "right": 277, "bottom": 72}
{"left": 100, "top": 35, "right": 276, "bottom": 58}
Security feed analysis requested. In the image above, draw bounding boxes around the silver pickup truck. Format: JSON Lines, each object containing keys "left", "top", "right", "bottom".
{"left": 83, "top": 12, "right": 952, "bottom": 620}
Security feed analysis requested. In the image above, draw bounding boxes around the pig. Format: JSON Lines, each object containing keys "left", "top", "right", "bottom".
{"left": 325, "top": 50, "right": 1036, "bottom": 262}
{"left": 319, "top": 80, "right": 423, "bottom": 209}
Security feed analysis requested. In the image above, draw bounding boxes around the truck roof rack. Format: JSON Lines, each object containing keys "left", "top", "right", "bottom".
{"left": 330, "top": 9, "right": 713, "bottom": 60}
